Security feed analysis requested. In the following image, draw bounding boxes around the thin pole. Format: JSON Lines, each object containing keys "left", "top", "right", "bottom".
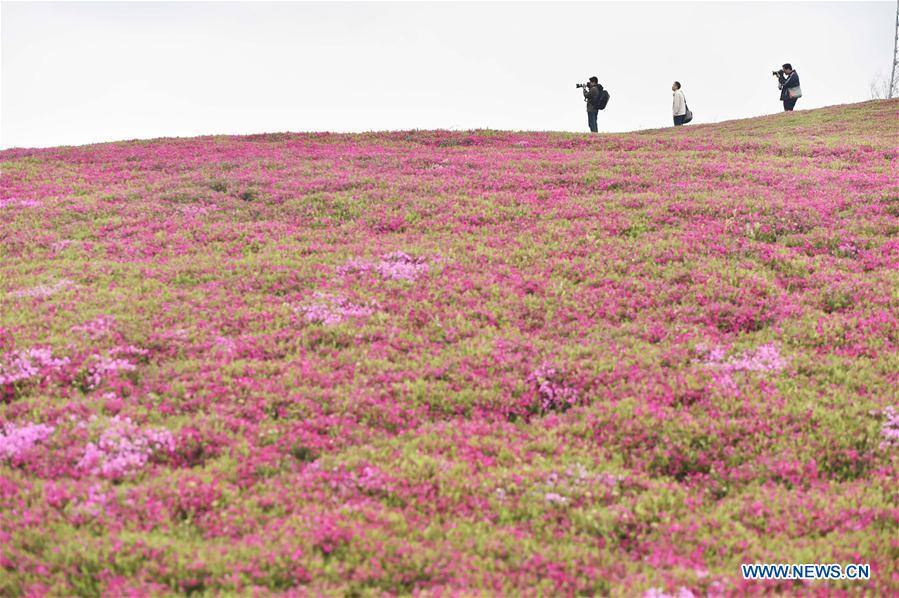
{"left": 890, "top": 0, "right": 899, "bottom": 98}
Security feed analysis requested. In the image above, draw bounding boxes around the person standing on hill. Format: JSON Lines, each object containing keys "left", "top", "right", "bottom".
{"left": 672, "top": 81, "right": 687, "bottom": 126}
{"left": 776, "top": 63, "right": 801, "bottom": 111}
{"left": 583, "top": 76, "right": 603, "bottom": 133}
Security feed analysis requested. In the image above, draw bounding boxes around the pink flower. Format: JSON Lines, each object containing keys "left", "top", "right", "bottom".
{"left": 71, "top": 315, "right": 117, "bottom": 340}
{"left": 529, "top": 363, "right": 579, "bottom": 413}
{"left": 77, "top": 416, "right": 174, "bottom": 480}
{"left": 0, "top": 422, "right": 55, "bottom": 461}
{"left": 698, "top": 342, "right": 787, "bottom": 395}
{"left": 85, "top": 355, "right": 137, "bottom": 390}
{"left": 9, "top": 279, "right": 73, "bottom": 298}
{"left": 339, "top": 252, "right": 431, "bottom": 282}
{"left": 880, "top": 406, "right": 899, "bottom": 450}
{"left": 297, "top": 293, "right": 377, "bottom": 326}
{"left": 0, "top": 347, "right": 69, "bottom": 385}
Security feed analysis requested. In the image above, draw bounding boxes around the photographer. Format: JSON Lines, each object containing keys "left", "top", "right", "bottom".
{"left": 775, "top": 63, "right": 801, "bottom": 111}
{"left": 581, "top": 76, "right": 603, "bottom": 133}
{"left": 672, "top": 81, "right": 687, "bottom": 126}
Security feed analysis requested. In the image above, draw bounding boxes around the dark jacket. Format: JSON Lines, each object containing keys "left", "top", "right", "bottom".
{"left": 584, "top": 83, "right": 604, "bottom": 112}
{"left": 778, "top": 71, "right": 800, "bottom": 101}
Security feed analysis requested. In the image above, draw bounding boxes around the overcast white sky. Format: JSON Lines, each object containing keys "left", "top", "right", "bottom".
{"left": 0, "top": 1, "right": 894, "bottom": 148}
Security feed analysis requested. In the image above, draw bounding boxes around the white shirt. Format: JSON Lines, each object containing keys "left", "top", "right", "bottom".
{"left": 672, "top": 89, "right": 686, "bottom": 116}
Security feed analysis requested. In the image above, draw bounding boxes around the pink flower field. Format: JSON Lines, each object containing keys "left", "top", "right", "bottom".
{"left": 1, "top": 100, "right": 898, "bottom": 595}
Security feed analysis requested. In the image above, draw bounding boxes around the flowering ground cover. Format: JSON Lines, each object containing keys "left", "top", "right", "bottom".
{"left": 1, "top": 100, "right": 897, "bottom": 595}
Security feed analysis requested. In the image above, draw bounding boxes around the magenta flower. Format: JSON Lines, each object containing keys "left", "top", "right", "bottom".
{"left": 0, "top": 101, "right": 896, "bottom": 594}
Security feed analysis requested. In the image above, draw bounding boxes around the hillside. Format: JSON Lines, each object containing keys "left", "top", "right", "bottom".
{"left": 1, "top": 100, "right": 898, "bottom": 595}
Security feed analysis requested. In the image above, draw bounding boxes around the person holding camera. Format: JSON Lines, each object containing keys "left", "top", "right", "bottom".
{"left": 775, "top": 63, "right": 801, "bottom": 111}
{"left": 672, "top": 81, "right": 687, "bottom": 126}
{"left": 582, "top": 76, "right": 603, "bottom": 133}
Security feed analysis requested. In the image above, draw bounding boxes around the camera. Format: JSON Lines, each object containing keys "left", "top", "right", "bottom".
{"left": 772, "top": 69, "right": 784, "bottom": 77}
{"left": 575, "top": 83, "right": 590, "bottom": 89}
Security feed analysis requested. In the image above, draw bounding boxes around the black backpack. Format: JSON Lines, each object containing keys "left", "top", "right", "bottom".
{"left": 683, "top": 103, "right": 693, "bottom": 124}
{"left": 596, "top": 89, "right": 610, "bottom": 110}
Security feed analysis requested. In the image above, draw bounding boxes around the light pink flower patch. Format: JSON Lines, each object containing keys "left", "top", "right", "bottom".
{"left": 297, "top": 293, "right": 378, "bottom": 326}
{"left": 0, "top": 347, "right": 69, "bottom": 386}
{"left": 179, "top": 203, "right": 220, "bottom": 217}
{"left": 375, "top": 252, "right": 429, "bottom": 281}
{"left": 643, "top": 588, "right": 695, "bottom": 598}
{"left": 157, "top": 328, "right": 190, "bottom": 343}
{"left": 881, "top": 406, "right": 899, "bottom": 450}
{"left": 71, "top": 315, "right": 117, "bottom": 340}
{"left": 85, "top": 355, "right": 137, "bottom": 390}
{"left": 213, "top": 335, "right": 238, "bottom": 357}
{"left": 355, "top": 465, "right": 390, "bottom": 494}
{"left": 9, "top": 279, "right": 73, "bottom": 299}
{"left": 339, "top": 251, "right": 431, "bottom": 282}
{"left": 77, "top": 416, "right": 174, "bottom": 480}
{"left": 50, "top": 239, "right": 74, "bottom": 252}
{"left": 724, "top": 343, "right": 788, "bottom": 372}
{"left": 544, "top": 492, "right": 568, "bottom": 505}
{"left": 110, "top": 345, "right": 149, "bottom": 358}
{"left": 0, "top": 422, "right": 55, "bottom": 461}
{"left": 697, "top": 342, "right": 788, "bottom": 395}
{"left": 0, "top": 198, "right": 41, "bottom": 209}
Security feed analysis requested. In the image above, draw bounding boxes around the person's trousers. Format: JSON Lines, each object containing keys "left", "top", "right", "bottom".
{"left": 673, "top": 114, "right": 687, "bottom": 126}
{"left": 783, "top": 98, "right": 797, "bottom": 111}
{"left": 587, "top": 110, "right": 598, "bottom": 133}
